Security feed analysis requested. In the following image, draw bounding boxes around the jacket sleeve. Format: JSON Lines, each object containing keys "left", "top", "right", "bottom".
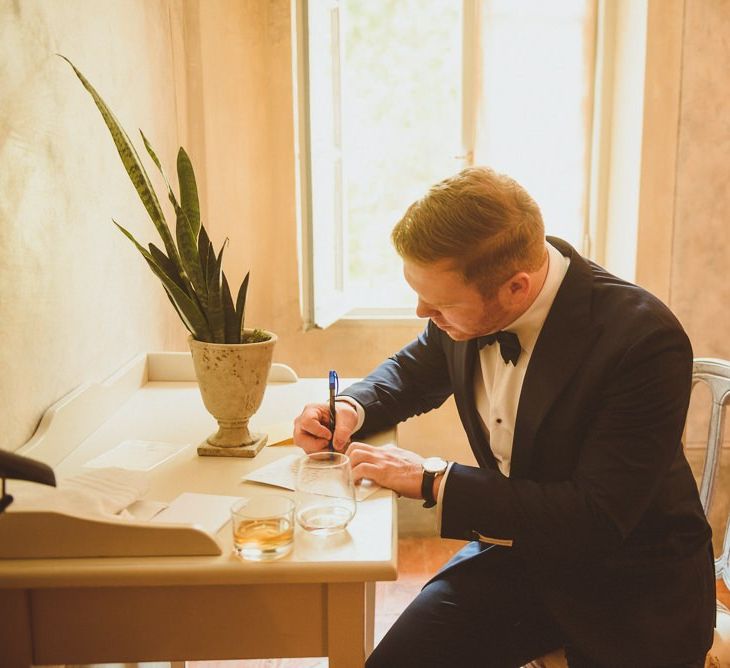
{"left": 440, "top": 324, "right": 695, "bottom": 571}
{"left": 339, "top": 320, "right": 454, "bottom": 436}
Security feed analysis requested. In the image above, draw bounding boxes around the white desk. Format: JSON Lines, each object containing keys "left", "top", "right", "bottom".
{"left": 0, "top": 353, "right": 397, "bottom": 667}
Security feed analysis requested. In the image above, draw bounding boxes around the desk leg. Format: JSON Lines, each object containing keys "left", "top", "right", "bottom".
{"left": 0, "top": 589, "right": 33, "bottom": 667}
{"left": 365, "top": 581, "right": 375, "bottom": 656}
{"left": 327, "top": 582, "right": 374, "bottom": 668}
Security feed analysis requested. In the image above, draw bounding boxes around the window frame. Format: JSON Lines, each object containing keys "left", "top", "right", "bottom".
{"left": 293, "top": 0, "right": 645, "bottom": 328}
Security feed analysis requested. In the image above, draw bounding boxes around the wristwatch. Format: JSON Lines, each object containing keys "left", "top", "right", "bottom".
{"left": 421, "top": 457, "right": 448, "bottom": 508}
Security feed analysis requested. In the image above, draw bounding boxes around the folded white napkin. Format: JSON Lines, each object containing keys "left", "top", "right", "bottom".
{"left": 10, "top": 467, "right": 150, "bottom": 519}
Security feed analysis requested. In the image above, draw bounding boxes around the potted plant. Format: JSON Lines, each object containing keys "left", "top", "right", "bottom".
{"left": 61, "top": 56, "right": 275, "bottom": 458}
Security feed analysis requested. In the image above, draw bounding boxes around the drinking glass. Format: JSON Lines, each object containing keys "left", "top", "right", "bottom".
{"left": 231, "top": 495, "right": 295, "bottom": 561}
{"left": 295, "top": 451, "right": 356, "bottom": 535}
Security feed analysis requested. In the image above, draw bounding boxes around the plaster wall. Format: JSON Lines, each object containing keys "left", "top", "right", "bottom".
{"left": 636, "top": 0, "right": 730, "bottom": 449}
{"left": 636, "top": 0, "right": 730, "bottom": 365}
{"left": 633, "top": 0, "right": 730, "bottom": 550}
{"left": 672, "top": 0, "right": 730, "bottom": 533}
{"left": 1, "top": 0, "right": 189, "bottom": 452}
{"left": 670, "top": 0, "right": 730, "bottom": 363}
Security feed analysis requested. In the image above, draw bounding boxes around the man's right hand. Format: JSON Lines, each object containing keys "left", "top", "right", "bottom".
{"left": 293, "top": 401, "right": 359, "bottom": 453}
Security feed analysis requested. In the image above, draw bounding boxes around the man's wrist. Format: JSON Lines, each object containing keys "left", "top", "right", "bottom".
{"left": 335, "top": 396, "right": 365, "bottom": 432}
{"left": 433, "top": 473, "right": 444, "bottom": 500}
{"left": 421, "top": 457, "right": 449, "bottom": 508}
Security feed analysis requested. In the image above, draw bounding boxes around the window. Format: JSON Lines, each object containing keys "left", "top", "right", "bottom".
{"left": 295, "top": 0, "right": 598, "bottom": 328}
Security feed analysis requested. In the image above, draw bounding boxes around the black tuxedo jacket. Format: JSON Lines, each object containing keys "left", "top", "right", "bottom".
{"left": 342, "top": 238, "right": 714, "bottom": 664}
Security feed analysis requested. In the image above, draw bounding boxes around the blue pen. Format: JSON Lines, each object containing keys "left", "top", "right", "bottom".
{"left": 328, "top": 370, "right": 338, "bottom": 452}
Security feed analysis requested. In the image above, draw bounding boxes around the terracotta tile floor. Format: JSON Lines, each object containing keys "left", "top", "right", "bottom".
{"left": 188, "top": 536, "right": 463, "bottom": 668}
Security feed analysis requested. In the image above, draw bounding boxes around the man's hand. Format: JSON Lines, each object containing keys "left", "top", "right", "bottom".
{"left": 346, "top": 442, "right": 426, "bottom": 499}
{"left": 293, "top": 401, "right": 359, "bottom": 453}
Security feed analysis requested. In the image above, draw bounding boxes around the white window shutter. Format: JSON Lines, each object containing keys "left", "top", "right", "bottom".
{"left": 296, "top": 0, "right": 351, "bottom": 330}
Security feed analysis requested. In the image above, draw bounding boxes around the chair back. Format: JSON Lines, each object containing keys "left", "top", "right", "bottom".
{"left": 692, "top": 358, "right": 730, "bottom": 580}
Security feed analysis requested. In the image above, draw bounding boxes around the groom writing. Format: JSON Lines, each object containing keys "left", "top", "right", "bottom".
{"left": 293, "top": 167, "right": 714, "bottom": 667}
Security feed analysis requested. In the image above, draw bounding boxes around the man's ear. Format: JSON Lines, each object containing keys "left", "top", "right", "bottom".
{"left": 499, "top": 272, "right": 530, "bottom": 304}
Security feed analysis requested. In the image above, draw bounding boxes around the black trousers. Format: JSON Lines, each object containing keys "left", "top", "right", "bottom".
{"left": 365, "top": 542, "right": 707, "bottom": 668}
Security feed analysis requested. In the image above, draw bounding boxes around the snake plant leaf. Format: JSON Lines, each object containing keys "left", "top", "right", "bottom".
{"left": 146, "top": 257, "right": 212, "bottom": 341}
{"left": 204, "top": 234, "right": 217, "bottom": 298}
{"left": 177, "top": 147, "right": 201, "bottom": 238}
{"left": 221, "top": 273, "right": 239, "bottom": 343}
{"left": 113, "top": 219, "right": 157, "bottom": 263}
{"left": 235, "top": 271, "right": 250, "bottom": 342}
{"left": 173, "top": 203, "right": 207, "bottom": 307}
{"left": 149, "top": 242, "right": 207, "bottom": 326}
{"left": 60, "top": 56, "right": 181, "bottom": 271}
{"left": 140, "top": 130, "right": 176, "bottom": 204}
{"left": 198, "top": 224, "right": 212, "bottom": 280}
{"left": 113, "top": 220, "right": 212, "bottom": 340}
{"left": 140, "top": 130, "right": 206, "bottom": 305}
{"left": 205, "top": 229, "right": 216, "bottom": 279}
{"left": 205, "top": 241, "right": 227, "bottom": 343}
{"left": 161, "top": 288, "right": 192, "bottom": 335}
{"left": 148, "top": 243, "right": 187, "bottom": 293}
{"left": 151, "top": 264, "right": 197, "bottom": 336}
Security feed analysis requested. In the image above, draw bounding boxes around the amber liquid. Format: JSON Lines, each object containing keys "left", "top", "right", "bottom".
{"left": 233, "top": 518, "right": 293, "bottom": 560}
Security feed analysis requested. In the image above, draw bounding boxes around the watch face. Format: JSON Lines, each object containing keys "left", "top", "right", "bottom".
{"left": 423, "top": 456, "right": 448, "bottom": 474}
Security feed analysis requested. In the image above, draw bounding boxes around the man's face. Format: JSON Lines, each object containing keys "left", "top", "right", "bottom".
{"left": 403, "top": 257, "right": 511, "bottom": 340}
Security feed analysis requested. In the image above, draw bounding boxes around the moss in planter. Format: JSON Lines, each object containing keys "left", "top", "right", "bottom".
{"left": 241, "top": 329, "right": 271, "bottom": 344}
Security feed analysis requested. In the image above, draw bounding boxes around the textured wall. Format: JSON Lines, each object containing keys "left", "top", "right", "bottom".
{"left": 665, "top": 1, "right": 730, "bottom": 551}
{"left": 0, "top": 0, "right": 188, "bottom": 452}
{"left": 649, "top": 0, "right": 730, "bottom": 448}
{"left": 671, "top": 0, "right": 730, "bottom": 361}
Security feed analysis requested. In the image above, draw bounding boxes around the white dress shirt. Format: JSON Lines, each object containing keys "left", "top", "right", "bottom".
{"left": 471, "top": 242, "right": 569, "bottom": 477}
{"left": 432, "top": 242, "right": 569, "bottom": 514}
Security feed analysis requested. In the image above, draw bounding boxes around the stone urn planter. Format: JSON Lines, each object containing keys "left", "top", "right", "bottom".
{"left": 189, "top": 331, "right": 276, "bottom": 458}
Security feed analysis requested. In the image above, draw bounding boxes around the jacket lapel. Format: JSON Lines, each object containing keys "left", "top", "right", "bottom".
{"left": 453, "top": 340, "right": 497, "bottom": 470}
{"left": 509, "top": 239, "right": 602, "bottom": 479}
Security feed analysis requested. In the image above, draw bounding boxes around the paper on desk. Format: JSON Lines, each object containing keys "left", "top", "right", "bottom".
{"left": 11, "top": 467, "right": 150, "bottom": 518}
{"left": 241, "top": 454, "right": 381, "bottom": 501}
{"left": 150, "top": 492, "right": 241, "bottom": 534}
{"left": 84, "top": 440, "right": 188, "bottom": 471}
{"left": 125, "top": 499, "right": 169, "bottom": 521}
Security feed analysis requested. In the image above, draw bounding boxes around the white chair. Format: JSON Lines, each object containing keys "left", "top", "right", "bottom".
{"left": 267, "top": 362, "right": 298, "bottom": 383}
{"left": 525, "top": 358, "right": 730, "bottom": 668}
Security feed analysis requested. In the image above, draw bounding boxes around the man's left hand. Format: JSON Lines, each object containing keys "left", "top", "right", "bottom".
{"left": 346, "top": 442, "right": 425, "bottom": 499}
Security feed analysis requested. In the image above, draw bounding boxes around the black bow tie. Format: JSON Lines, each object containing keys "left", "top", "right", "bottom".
{"left": 477, "top": 331, "right": 522, "bottom": 366}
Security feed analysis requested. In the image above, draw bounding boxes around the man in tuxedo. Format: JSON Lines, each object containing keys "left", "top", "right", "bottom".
{"left": 293, "top": 167, "right": 714, "bottom": 667}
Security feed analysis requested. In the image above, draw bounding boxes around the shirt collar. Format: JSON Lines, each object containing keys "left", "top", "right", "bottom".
{"left": 503, "top": 242, "right": 569, "bottom": 354}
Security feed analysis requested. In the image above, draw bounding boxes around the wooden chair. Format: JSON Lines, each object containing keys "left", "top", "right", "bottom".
{"left": 525, "top": 358, "right": 730, "bottom": 668}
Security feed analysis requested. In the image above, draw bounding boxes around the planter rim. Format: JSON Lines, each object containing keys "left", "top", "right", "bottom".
{"left": 188, "top": 330, "right": 277, "bottom": 349}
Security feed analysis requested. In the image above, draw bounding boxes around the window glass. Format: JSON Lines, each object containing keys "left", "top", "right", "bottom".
{"left": 342, "top": 0, "right": 462, "bottom": 310}
{"left": 301, "top": 0, "right": 595, "bottom": 321}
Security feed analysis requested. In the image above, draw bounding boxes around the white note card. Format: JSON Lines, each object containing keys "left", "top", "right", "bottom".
{"left": 84, "top": 440, "right": 188, "bottom": 471}
{"left": 242, "top": 454, "right": 301, "bottom": 490}
{"left": 241, "top": 454, "right": 381, "bottom": 501}
{"left": 151, "top": 492, "right": 242, "bottom": 534}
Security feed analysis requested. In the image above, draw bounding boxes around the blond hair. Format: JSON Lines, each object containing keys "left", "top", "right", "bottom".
{"left": 391, "top": 167, "right": 546, "bottom": 296}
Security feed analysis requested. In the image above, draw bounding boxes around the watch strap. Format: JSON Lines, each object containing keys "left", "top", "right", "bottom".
{"left": 421, "top": 471, "right": 437, "bottom": 508}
